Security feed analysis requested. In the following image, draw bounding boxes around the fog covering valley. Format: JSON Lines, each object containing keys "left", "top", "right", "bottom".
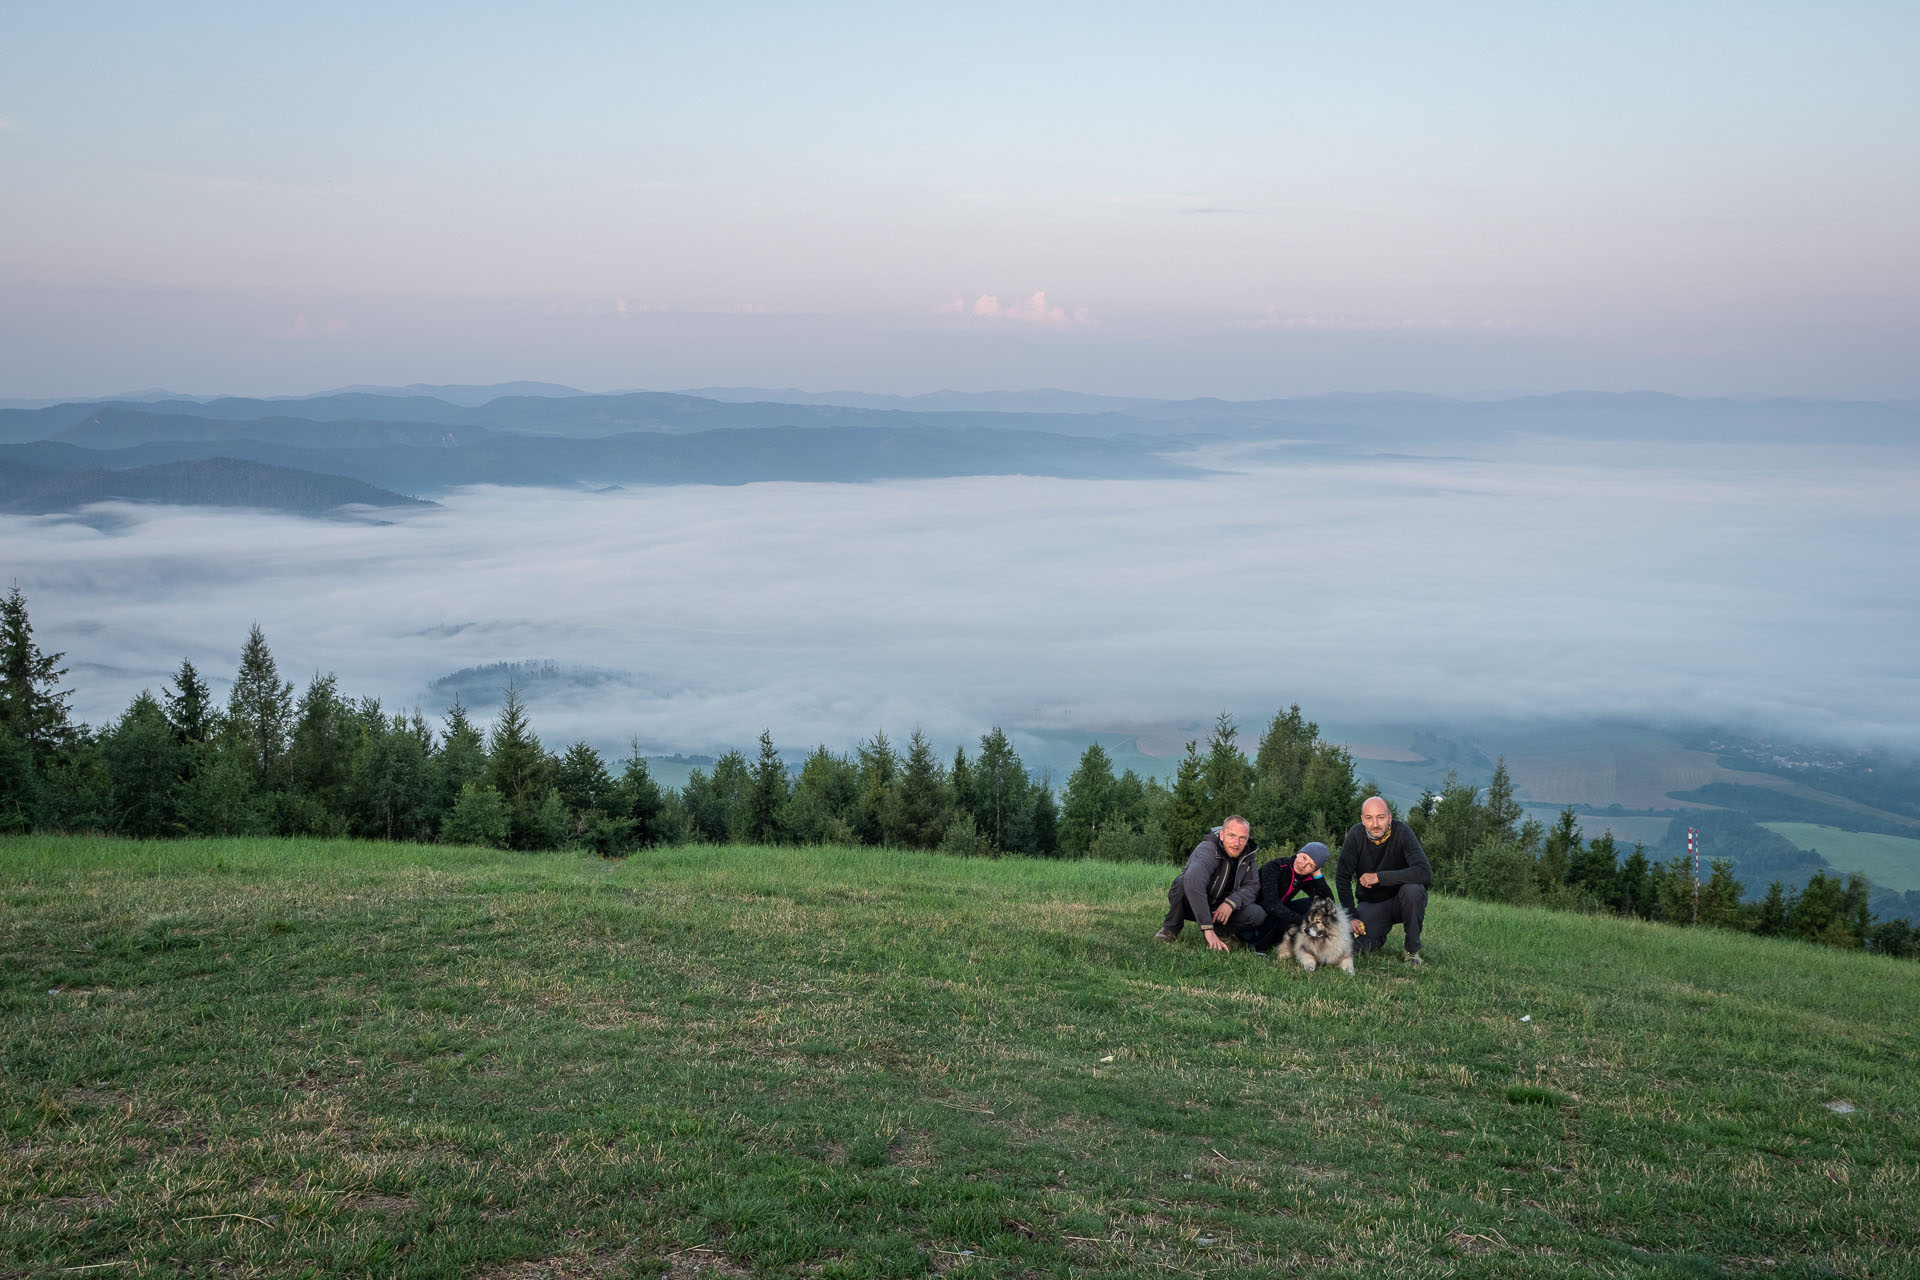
{"left": 4, "top": 383, "right": 1915, "bottom": 768}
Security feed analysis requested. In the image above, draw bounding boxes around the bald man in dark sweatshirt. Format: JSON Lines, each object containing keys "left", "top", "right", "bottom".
{"left": 1336, "top": 795, "right": 1433, "bottom": 965}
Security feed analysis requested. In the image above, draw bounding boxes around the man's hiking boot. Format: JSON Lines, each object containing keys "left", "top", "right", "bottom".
{"left": 1404, "top": 952, "right": 1424, "bottom": 967}
{"left": 1154, "top": 927, "right": 1179, "bottom": 943}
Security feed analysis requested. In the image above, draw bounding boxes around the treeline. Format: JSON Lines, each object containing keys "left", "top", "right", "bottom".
{"left": 0, "top": 588, "right": 1362, "bottom": 861}
{"left": 3, "top": 586, "right": 1913, "bottom": 960}
{"left": 1405, "top": 764, "right": 1919, "bottom": 958}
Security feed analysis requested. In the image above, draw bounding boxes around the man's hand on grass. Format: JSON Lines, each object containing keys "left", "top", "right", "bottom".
{"left": 1206, "top": 930, "right": 1231, "bottom": 953}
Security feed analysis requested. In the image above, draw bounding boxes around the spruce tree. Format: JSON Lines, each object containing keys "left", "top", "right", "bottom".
{"left": 555, "top": 741, "right": 615, "bottom": 818}
{"left": 853, "top": 732, "right": 896, "bottom": 846}
{"left": 0, "top": 585, "right": 74, "bottom": 760}
{"left": 443, "top": 781, "right": 509, "bottom": 847}
{"left": 526, "top": 787, "right": 572, "bottom": 850}
{"left": 163, "top": 658, "right": 214, "bottom": 746}
{"left": 742, "top": 730, "right": 790, "bottom": 844}
{"left": 1029, "top": 776, "right": 1060, "bottom": 857}
{"left": 971, "top": 727, "right": 1032, "bottom": 854}
{"left": 438, "top": 696, "right": 488, "bottom": 816}
{"left": 1420, "top": 771, "right": 1484, "bottom": 882}
{"left": 1616, "top": 845, "right": 1655, "bottom": 918}
{"left": 1698, "top": 858, "right": 1746, "bottom": 929}
{"left": 1061, "top": 743, "right": 1118, "bottom": 857}
{"left": 886, "top": 729, "right": 949, "bottom": 849}
{"left": 680, "top": 768, "right": 725, "bottom": 842}
{"left": 102, "top": 690, "right": 188, "bottom": 838}
{"left": 1570, "top": 832, "right": 1620, "bottom": 905}
{"left": 1652, "top": 854, "right": 1697, "bottom": 923}
{"left": 1754, "top": 880, "right": 1789, "bottom": 936}
{"left": 485, "top": 685, "right": 546, "bottom": 805}
{"left": 1249, "top": 705, "right": 1313, "bottom": 847}
{"left": 1201, "top": 712, "right": 1252, "bottom": 822}
{"left": 226, "top": 624, "right": 294, "bottom": 787}
{"left": 949, "top": 746, "right": 975, "bottom": 821}
{"left": 1841, "top": 873, "right": 1874, "bottom": 948}
{"left": 0, "top": 722, "right": 37, "bottom": 832}
{"left": 286, "top": 672, "right": 355, "bottom": 835}
{"left": 786, "top": 745, "right": 857, "bottom": 845}
{"left": 617, "top": 742, "right": 670, "bottom": 849}
{"left": 349, "top": 711, "right": 437, "bottom": 842}
{"left": 1112, "top": 769, "right": 1149, "bottom": 830}
{"left": 1482, "top": 758, "right": 1522, "bottom": 844}
{"left": 1163, "top": 741, "right": 1209, "bottom": 861}
{"left": 705, "top": 749, "right": 751, "bottom": 842}
{"left": 1537, "top": 807, "right": 1580, "bottom": 896}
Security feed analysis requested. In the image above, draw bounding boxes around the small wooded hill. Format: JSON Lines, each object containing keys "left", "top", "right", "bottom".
{"left": 0, "top": 455, "right": 428, "bottom": 514}
{"left": 3, "top": 835, "right": 1914, "bottom": 1278}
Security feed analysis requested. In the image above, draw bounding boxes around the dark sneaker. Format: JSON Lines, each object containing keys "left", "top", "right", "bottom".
{"left": 1154, "top": 928, "right": 1179, "bottom": 943}
{"left": 1405, "top": 952, "right": 1424, "bottom": 967}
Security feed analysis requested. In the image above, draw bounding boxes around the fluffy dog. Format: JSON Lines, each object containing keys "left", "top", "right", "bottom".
{"left": 1272, "top": 898, "right": 1356, "bottom": 974}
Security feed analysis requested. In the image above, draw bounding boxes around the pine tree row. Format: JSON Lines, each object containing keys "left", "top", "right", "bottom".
{"left": 3, "top": 586, "right": 1913, "bottom": 957}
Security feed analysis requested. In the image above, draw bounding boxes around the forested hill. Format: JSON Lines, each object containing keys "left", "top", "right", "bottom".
{"left": 0, "top": 455, "right": 429, "bottom": 515}
{"left": 0, "top": 421, "right": 1204, "bottom": 512}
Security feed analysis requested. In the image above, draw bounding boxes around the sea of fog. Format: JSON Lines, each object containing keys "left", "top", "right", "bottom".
{"left": 6, "top": 436, "right": 1918, "bottom": 760}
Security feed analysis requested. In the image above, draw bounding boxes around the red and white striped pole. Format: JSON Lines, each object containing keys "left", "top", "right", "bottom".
{"left": 1688, "top": 827, "right": 1699, "bottom": 925}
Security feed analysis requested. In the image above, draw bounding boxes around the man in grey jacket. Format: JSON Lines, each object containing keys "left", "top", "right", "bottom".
{"left": 1155, "top": 816, "right": 1266, "bottom": 953}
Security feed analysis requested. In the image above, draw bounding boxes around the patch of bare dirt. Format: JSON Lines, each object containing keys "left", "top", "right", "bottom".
{"left": 347, "top": 1192, "right": 417, "bottom": 1215}
{"left": 666, "top": 1248, "right": 752, "bottom": 1277}
{"left": 40, "top": 1195, "right": 116, "bottom": 1215}
{"left": 1448, "top": 1230, "right": 1499, "bottom": 1255}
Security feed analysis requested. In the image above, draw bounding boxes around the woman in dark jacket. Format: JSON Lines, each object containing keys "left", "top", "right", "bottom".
{"left": 1251, "top": 841, "right": 1335, "bottom": 953}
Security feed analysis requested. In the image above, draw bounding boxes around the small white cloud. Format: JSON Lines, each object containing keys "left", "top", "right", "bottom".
{"left": 0, "top": 117, "right": 19, "bottom": 132}
{"left": 280, "top": 311, "right": 347, "bottom": 338}
{"left": 949, "top": 291, "right": 1090, "bottom": 328}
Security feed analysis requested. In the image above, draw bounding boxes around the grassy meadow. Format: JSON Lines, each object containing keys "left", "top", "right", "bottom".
{"left": 1760, "top": 824, "right": 1920, "bottom": 895}
{"left": 3, "top": 836, "right": 1916, "bottom": 1279}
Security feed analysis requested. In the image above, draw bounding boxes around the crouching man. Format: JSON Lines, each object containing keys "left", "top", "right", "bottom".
{"left": 1155, "top": 815, "right": 1266, "bottom": 953}
{"left": 1337, "top": 796, "right": 1433, "bottom": 965}
{"left": 1249, "top": 840, "right": 1335, "bottom": 953}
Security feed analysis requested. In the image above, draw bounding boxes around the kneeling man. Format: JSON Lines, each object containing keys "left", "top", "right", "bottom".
{"left": 1337, "top": 796, "right": 1433, "bottom": 965}
{"left": 1156, "top": 815, "right": 1266, "bottom": 953}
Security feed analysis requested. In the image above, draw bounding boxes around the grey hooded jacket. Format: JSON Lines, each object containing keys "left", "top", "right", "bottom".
{"left": 1177, "top": 828, "right": 1261, "bottom": 927}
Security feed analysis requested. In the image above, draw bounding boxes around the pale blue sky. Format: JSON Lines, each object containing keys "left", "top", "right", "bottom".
{"left": 3, "top": 1, "right": 1916, "bottom": 398}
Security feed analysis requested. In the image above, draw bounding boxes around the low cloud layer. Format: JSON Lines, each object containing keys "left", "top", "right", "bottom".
{"left": 7, "top": 434, "right": 1917, "bottom": 760}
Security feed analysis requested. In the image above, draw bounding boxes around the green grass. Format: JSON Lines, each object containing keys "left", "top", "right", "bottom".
{"left": 4, "top": 836, "right": 1917, "bottom": 1279}
{"left": 1761, "top": 822, "right": 1920, "bottom": 893}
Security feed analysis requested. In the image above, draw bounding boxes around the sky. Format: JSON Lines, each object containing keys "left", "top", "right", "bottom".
{"left": 11, "top": 434, "right": 1918, "bottom": 764}
{"left": 3, "top": 1, "right": 1918, "bottom": 400}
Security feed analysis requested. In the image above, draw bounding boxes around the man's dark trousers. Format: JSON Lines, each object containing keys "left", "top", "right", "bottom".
{"left": 1162, "top": 878, "right": 1267, "bottom": 939}
{"left": 1352, "top": 883, "right": 1427, "bottom": 955}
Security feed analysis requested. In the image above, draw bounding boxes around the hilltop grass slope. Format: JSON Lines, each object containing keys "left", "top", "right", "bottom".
{"left": 3, "top": 838, "right": 1915, "bottom": 1278}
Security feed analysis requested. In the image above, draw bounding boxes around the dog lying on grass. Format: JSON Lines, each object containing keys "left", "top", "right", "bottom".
{"left": 1272, "top": 897, "right": 1356, "bottom": 974}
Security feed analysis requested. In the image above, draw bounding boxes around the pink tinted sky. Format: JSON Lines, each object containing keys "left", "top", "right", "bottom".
{"left": 2, "top": 2, "right": 1915, "bottom": 400}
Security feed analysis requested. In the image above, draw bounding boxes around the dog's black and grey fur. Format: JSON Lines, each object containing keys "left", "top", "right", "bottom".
{"left": 1272, "top": 897, "right": 1357, "bottom": 974}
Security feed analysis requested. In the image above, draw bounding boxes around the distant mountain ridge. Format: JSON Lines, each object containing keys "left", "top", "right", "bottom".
{"left": 0, "top": 455, "right": 429, "bottom": 515}
{"left": 2, "top": 383, "right": 1914, "bottom": 516}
